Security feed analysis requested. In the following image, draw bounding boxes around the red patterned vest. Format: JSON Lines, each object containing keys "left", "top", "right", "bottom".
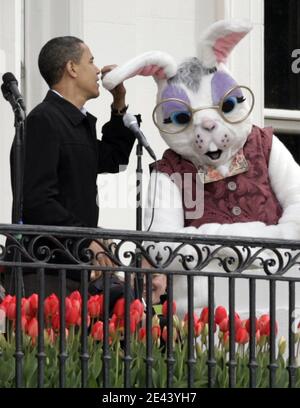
{"left": 151, "top": 126, "right": 283, "bottom": 228}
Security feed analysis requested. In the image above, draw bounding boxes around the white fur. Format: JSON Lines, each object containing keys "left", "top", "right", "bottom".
{"left": 102, "top": 51, "right": 177, "bottom": 90}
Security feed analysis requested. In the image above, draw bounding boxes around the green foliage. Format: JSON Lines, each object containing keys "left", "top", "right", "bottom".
{"left": 0, "top": 316, "right": 299, "bottom": 388}
{"left": 0, "top": 330, "right": 299, "bottom": 388}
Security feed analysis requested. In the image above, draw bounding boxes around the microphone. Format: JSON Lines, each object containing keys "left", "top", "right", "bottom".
{"left": 123, "top": 113, "right": 156, "bottom": 160}
{"left": 2, "top": 72, "right": 26, "bottom": 111}
{"left": 1, "top": 83, "right": 21, "bottom": 113}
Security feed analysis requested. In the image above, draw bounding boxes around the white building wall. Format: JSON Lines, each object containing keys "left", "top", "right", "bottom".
{"left": 24, "top": 0, "right": 83, "bottom": 111}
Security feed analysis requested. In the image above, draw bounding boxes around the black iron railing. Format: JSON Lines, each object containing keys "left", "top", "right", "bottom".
{"left": 0, "top": 223, "right": 299, "bottom": 388}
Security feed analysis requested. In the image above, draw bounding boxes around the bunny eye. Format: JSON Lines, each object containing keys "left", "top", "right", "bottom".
{"left": 164, "top": 111, "right": 192, "bottom": 125}
{"left": 221, "top": 96, "right": 246, "bottom": 114}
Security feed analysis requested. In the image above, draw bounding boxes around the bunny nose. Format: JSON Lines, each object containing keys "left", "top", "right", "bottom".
{"left": 208, "top": 142, "right": 219, "bottom": 152}
{"left": 201, "top": 119, "right": 217, "bottom": 131}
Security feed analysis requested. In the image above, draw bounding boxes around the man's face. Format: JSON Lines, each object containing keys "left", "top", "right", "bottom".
{"left": 143, "top": 274, "right": 167, "bottom": 305}
{"left": 74, "top": 43, "right": 100, "bottom": 100}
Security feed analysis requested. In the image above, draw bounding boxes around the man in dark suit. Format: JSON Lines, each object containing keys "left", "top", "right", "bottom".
{"left": 5, "top": 36, "right": 137, "bottom": 296}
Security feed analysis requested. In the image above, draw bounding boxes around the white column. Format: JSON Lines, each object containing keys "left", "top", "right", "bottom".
{"left": 24, "top": 0, "right": 83, "bottom": 111}
{"left": 0, "top": 0, "right": 23, "bottom": 224}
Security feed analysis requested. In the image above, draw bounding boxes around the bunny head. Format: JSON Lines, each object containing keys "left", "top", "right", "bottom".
{"left": 103, "top": 20, "right": 254, "bottom": 176}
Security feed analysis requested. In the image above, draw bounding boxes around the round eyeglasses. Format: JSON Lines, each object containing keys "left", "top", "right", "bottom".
{"left": 152, "top": 85, "right": 255, "bottom": 134}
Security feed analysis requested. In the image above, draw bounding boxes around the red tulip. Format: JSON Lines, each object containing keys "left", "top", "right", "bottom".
{"left": 162, "top": 300, "right": 177, "bottom": 317}
{"left": 91, "top": 321, "right": 103, "bottom": 341}
{"left": 130, "top": 317, "right": 137, "bottom": 334}
{"left": 235, "top": 327, "right": 249, "bottom": 344}
{"left": 219, "top": 317, "right": 229, "bottom": 333}
{"left": 234, "top": 312, "right": 242, "bottom": 331}
{"left": 258, "top": 314, "right": 278, "bottom": 336}
{"left": 199, "top": 307, "right": 209, "bottom": 324}
{"left": 194, "top": 320, "right": 204, "bottom": 337}
{"left": 22, "top": 298, "right": 30, "bottom": 316}
{"left": 65, "top": 297, "right": 80, "bottom": 327}
{"left": 130, "top": 299, "right": 144, "bottom": 323}
{"left": 44, "top": 294, "right": 59, "bottom": 319}
{"left": 69, "top": 291, "right": 82, "bottom": 303}
{"left": 223, "top": 331, "right": 229, "bottom": 348}
{"left": 117, "top": 315, "right": 138, "bottom": 334}
{"left": 245, "top": 317, "right": 258, "bottom": 334}
{"left": 215, "top": 306, "right": 227, "bottom": 324}
{"left": 258, "top": 314, "right": 269, "bottom": 335}
{"left": 87, "top": 295, "right": 103, "bottom": 319}
{"left": 6, "top": 298, "right": 16, "bottom": 321}
{"left": 113, "top": 298, "right": 125, "bottom": 319}
{"left": 21, "top": 315, "right": 28, "bottom": 331}
{"left": 162, "top": 326, "right": 168, "bottom": 343}
{"left": 110, "top": 313, "right": 117, "bottom": 325}
{"left": 27, "top": 317, "right": 38, "bottom": 339}
{"left": 76, "top": 314, "right": 91, "bottom": 328}
{"left": 138, "top": 327, "right": 146, "bottom": 342}
{"left": 130, "top": 309, "right": 142, "bottom": 325}
{"left": 109, "top": 321, "right": 116, "bottom": 338}
{"left": 0, "top": 295, "right": 13, "bottom": 312}
{"left": 28, "top": 294, "right": 38, "bottom": 318}
{"left": 51, "top": 313, "right": 60, "bottom": 331}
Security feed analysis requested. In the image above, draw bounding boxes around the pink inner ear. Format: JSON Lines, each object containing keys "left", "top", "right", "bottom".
{"left": 133, "top": 65, "right": 167, "bottom": 79}
{"left": 213, "top": 32, "right": 247, "bottom": 63}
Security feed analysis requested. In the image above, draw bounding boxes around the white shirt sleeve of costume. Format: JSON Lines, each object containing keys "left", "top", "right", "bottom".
{"left": 144, "top": 172, "right": 198, "bottom": 262}
{"left": 144, "top": 172, "right": 185, "bottom": 232}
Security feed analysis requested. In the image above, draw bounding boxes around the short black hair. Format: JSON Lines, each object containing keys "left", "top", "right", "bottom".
{"left": 38, "top": 36, "right": 84, "bottom": 87}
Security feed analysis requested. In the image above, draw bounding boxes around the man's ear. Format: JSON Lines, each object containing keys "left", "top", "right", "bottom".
{"left": 65, "top": 60, "right": 77, "bottom": 78}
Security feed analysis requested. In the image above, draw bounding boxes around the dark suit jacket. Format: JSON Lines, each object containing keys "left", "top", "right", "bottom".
{"left": 4, "top": 91, "right": 137, "bottom": 286}
{"left": 21, "top": 90, "right": 136, "bottom": 227}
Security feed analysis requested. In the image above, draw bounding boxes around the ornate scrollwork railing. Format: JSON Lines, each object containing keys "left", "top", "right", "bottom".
{"left": 0, "top": 223, "right": 299, "bottom": 277}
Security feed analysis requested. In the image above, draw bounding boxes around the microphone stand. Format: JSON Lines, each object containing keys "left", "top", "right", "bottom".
{"left": 9, "top": 100, "right": 26, "bottom": 299}
{"left": 12, "top": 105, "right": 25, "bottom": 226}
{"left": 10, "top": 102, "right": 26, "bottom": 387}
{"left": 135, "top": 141, "right": 144, "bottom": 299}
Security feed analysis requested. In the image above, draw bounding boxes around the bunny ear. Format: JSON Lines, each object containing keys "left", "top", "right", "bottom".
{"left": 102, "top": 51, "right": 177, "bottom": 90}
{"left": 198, "top": 19, "right": 253, "bottom": 68}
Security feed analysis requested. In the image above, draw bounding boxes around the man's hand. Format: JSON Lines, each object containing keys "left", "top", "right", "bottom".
{"left": 101, "top": 64, "right": 127, "bottom": 111}
{"left": 89, "top": 239, "right": 115, "bottom": 281}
